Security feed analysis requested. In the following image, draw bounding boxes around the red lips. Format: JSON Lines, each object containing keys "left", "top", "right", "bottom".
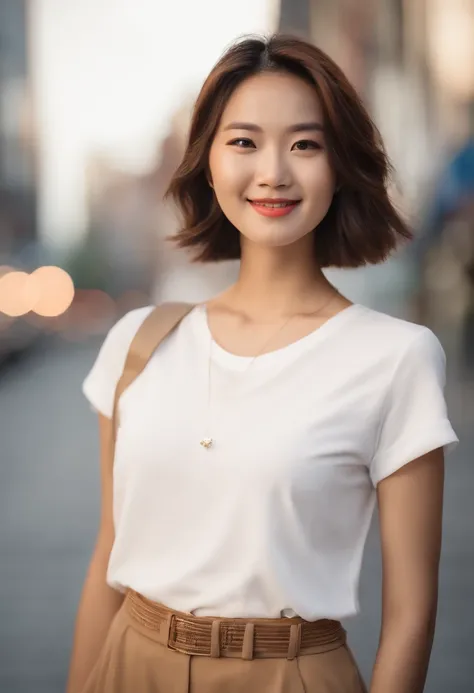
{"left": 248, "top": 198, "right": 301, "bottom": 218}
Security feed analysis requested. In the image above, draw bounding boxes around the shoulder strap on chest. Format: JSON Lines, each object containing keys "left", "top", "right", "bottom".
{"left": 111, "top": 302, "right": 196, "bottom": 437}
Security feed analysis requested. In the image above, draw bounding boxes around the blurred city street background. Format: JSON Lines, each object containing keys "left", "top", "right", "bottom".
{"left": 0, "top": 1, "right": 473, "bottom": 691}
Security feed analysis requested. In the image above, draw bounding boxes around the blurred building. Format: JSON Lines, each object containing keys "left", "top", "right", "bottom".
{"left": 0, "top": 0, "right": 37, "bottom": 259}
{"left": 0, "top": 0, "right": 41, "bottom": 358}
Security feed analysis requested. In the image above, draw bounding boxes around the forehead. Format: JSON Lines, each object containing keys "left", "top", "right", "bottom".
{"left": 219, "top": 71, "right": 323, "bottom": 128}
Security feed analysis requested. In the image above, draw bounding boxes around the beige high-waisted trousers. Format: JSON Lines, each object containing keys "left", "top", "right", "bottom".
{"left": 80, "top": 589, "right": 367, "bottom": 693}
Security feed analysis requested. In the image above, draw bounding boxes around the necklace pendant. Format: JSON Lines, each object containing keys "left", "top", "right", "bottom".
{"left": 200, "top": 437, "right": 213, "bottom": 449}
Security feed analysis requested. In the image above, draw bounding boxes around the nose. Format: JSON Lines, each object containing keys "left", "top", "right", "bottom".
{"left": 255, "top": 147, "right": 292, "bottom": 189}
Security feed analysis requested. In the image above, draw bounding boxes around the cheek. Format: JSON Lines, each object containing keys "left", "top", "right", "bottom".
{"left": 301, "top": 160, "right": 336, "bottom": 203}
{"left": 209, "top": 148, "right": 249, "bottom": 195}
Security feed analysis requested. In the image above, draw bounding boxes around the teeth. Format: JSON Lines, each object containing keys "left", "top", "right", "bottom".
{"left": 253, "top": 202, "right": 295, "bottom": 208}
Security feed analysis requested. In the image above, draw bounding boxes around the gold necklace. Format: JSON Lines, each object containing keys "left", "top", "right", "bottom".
{"left": 199, "top": 290, "right": 340, "bottom": 449}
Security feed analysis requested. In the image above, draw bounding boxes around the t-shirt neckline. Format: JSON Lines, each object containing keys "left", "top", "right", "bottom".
{"left": 193, "top": 302, "right": 362, "bottom": 371}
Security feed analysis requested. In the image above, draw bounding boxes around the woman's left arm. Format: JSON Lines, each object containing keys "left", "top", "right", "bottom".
{"left": 369, "top": 447, "right": 445, "bottom": 693}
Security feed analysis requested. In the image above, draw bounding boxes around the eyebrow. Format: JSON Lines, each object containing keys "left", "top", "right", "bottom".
{"left": 222, "top": 121, "right": 324, "bottom": 133}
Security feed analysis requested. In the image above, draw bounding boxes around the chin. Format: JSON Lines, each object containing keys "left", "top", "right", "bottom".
{"left": 242, "top": 230, "right": 312, "bottom": 249}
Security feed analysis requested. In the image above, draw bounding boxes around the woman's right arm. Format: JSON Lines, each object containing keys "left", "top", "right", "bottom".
{"left": 66, "top": 414, "right": 125, "bottom": 693}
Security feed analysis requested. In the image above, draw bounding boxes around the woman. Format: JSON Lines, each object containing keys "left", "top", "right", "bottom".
{"left": 67, "top": 35, "right": 458, "bottom": 693}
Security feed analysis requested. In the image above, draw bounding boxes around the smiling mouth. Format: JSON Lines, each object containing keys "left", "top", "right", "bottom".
{"left": 247, "top": 199, "right": 301, "bottom": 218}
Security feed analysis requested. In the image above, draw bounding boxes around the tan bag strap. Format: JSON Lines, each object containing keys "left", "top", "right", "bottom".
{"left": 111, "top": 302, "right": 196, "bottom": 439}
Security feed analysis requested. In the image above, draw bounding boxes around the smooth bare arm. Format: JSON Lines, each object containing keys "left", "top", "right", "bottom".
{"left": 66, "top": 414, "right": 125, "bottom": 693}
{"left": 369, "top": 448, "right": 445, "bottom": 693}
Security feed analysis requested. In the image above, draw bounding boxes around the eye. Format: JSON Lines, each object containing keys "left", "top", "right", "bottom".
{"left": 227, "top": 137, "right": 256, "bottom": 149}
{"left": 291, "top": 140, "right": 322, "bottom": 151}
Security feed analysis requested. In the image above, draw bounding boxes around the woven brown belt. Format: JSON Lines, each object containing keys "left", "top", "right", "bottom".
{"left": 125, "top": 589, "right": 346, "bottom": 660}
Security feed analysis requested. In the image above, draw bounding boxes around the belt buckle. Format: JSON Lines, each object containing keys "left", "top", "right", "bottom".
{"left": 167, "top": 615, "right": 198, "bottom": 655}
{"left": 167, "top": 614, "right": 212, "bottom": 657}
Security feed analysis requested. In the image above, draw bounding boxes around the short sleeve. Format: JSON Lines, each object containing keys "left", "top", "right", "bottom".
{"left": 370, "top": 328, "right": 459, "bottom": 487}
{"left": 82, "top": 306, "right": 154, "bottom": 418}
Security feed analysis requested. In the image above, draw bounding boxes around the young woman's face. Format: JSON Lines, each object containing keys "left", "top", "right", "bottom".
{"left": 208, "top": 71, "right": 336, "bottom": 249}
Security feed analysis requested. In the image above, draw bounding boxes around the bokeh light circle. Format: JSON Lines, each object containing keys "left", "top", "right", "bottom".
{"left": 29, "top": 266, "right": 75, "bottom": 317}
{"left": 0, "top": 271, "right": 40, "bottom": 317}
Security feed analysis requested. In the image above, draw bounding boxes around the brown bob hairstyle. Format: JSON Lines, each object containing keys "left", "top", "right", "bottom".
{"left": 166, "top": 34, "right": 412, "bottom": 267}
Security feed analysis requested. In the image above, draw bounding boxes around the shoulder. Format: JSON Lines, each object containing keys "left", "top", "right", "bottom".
{"left": 99, "top": 302, "right": 198, "bottom": 363}
{"left": 107, "top": 305, "right": 156, "bottom": 344}
{"left": 351, "top": 304, "right": 445, "bottom": 367}
{"left": 89, "top": 305, "right": 156, "bottom": 380}
{"left": 97, "top": 305, "right": 158, "bottom": 362}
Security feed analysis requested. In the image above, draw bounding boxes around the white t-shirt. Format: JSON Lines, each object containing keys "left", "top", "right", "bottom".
{"left": 82, "top": 303, "right": 458, "bottom": 621}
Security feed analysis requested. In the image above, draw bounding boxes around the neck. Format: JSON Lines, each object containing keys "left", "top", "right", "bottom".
{"left": 227, "top": 237, "right": 337, "bottom": 319}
